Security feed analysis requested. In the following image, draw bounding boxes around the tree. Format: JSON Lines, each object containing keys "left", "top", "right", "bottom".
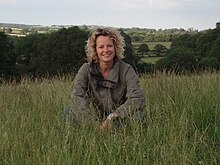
{"left": 0, "top": 32, "right": 16, "bottom": 80}
{"left": 152, "top": 44, "right": 168, "bottom": 57}
{"left": 14, "top": 33, "right": 47, "bottom": 75}
{"left": 137, "top": 43, "right": 149, "bottom": 57}
{"left": 14, "top": 26, "right": 89, "bottom": 76}
{"left": 119, "top": 29, "right": 139, "bottom": 67}
{"left": 37, "top": 26, "right": 89, "bottom": 74}
{"left": 119, "top": 29, "right": 151, "bottom": 73}
{"left": 208, "top": 33, "right": 220, "bottom": 61}
{"left": 171, "top": 33, "right": 198, "bottom": 50}
{"left": 199, "top": 57, "right": 220, "bottom": 70}
{"left": 196, "top": 28, "right": 220, "bottom": 58}
{"left": 156, "top": 47, "right": 197, "bottom": 73}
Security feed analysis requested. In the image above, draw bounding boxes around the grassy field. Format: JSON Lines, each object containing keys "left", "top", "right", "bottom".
{"left": 0, "top": 72, "right": 220, "bottom": 164}
{"left": 133, "top": 41, "right": 171, "bottom": 64}
{"left": 141, "top": 56, "right": 164, "bottom": 64}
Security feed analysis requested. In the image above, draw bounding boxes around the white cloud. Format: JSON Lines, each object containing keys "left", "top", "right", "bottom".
{"left": 0, "top": 0, "right": 17, "bottom": 4}
{"left": 0, "top": 0, "right": 217, "bottom": 30}
{"left": 111, "top": 0, "right": 203, "bottom": 10}
{"left": 148, "top": 0, "right": 180, "bottom": 9}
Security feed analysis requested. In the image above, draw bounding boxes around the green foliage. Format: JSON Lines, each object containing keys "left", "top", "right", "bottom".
{"left": 2, "top": 26, "right": 220, "bottom": 79}
{"left": 170, "top": 33, "right": 198, "bottom": 50}
{"left": 119, "top": 29, "right": 141, "bottom": 69}
{"left": 156, "top": 28, "right": 220, "bottom": 72}
{"left": 209, "top": 34, "right": 220, "bottom": 61}
{"left": 196, "top": 28, "right": 220, "bottom": 58}
{"left": 0, "top": 72, "right": 219, "bottom": 164}
{"left": 14, "top": 26, "right": 89, "bottom": 76}
{"left": 199, "top": 57, "right": 220, "bottom": 69}
{"left": 125, "top": 27, "right": 198, "bottom": 43}
{"left": 152, "top": 44, "right": 168, "bottom": 57}
{"left": 0, "top": 32, "right": 16, "bottom": 80}
{"left": 37, "top": 26, "right": 88, "bottom": 74}
{"left": 156, "top": 47, "right": 197, "bottom": 72}
{"left": 137, "top": 43, "right": 150, "bottom": 56}
{"left": 14, "top": 34, "right": 47, "bottom": 75}
{"left": 118, "top": 29, "right": 152, "bottom": 73}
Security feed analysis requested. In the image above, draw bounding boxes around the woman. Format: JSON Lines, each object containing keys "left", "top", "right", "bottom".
{"left": 65, "top": 27, "right": 146, "bottom": 130}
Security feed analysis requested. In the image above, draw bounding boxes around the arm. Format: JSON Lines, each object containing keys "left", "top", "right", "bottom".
{"left": 114, "top": 66, "right": 146, "bottom": 118}
{"left": 70, "top": 63, "right": 96, "bottom": 123}
{"left": 100, "top": 66, "right": 146, "bottom": 130}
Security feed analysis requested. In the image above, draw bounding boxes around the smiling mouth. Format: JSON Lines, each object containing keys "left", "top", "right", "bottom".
{"left": 103, "top": 54, "right": 111, "bottom": 57}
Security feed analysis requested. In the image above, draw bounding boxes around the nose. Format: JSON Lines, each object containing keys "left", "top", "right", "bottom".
{"left": 103, "top": 46, "right": 109, "bottom": 52}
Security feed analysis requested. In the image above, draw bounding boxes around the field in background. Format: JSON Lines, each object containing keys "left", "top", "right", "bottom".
{"left": 133, "top": 42, "right": 171, "bottom": 64}
{"left": 141, "top": 56, "right": 164, "bottom": 64}
{"left": 0, "top": 72, "right": 219, "bottom": 164}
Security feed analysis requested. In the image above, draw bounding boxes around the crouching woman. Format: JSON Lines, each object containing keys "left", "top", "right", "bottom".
{"left": 64, "top": 27, "right": 146, "bottom": 130}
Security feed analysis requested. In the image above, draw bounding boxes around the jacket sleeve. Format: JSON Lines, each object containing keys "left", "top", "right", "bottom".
{"left": 70, "top": 63, "right": 96, "bottom": 122}
{"left": 114, "top": 66, "right": 146, "bottom": 118}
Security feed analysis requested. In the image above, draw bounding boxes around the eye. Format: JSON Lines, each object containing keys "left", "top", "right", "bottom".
{"left": 98, "top": 45, "right": 104, "bottom": 49}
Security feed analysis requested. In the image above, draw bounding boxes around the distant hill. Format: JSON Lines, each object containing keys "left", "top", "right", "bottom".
{"left": 0, "top": 22, "right": 200, "bottom": 42}
{"left": 0, "top": 23, "right": 43, "bottom": 29}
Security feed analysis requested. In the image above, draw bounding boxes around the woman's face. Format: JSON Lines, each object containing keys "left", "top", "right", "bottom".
{"left": 96, "top": 35, "right": 115, "bottom": 64}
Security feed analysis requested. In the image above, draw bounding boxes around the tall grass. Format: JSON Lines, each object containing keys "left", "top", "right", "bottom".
{"left": 0, "top": 72, "right": 219, "bottom": 164}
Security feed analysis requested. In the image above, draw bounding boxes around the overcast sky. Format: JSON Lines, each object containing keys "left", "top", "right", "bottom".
{"left": 1, "top": 0, "right": 219, "bottom": 31}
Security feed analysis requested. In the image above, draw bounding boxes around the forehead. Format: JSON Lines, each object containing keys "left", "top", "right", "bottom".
{"left": 96, "top": 35, "right": 114, "bottom": 44}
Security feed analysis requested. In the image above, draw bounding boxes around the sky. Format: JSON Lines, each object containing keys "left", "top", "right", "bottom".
{"left": 0, "top": 0, "right": 219, "bottom": 31}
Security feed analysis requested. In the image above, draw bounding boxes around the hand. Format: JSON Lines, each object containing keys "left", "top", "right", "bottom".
{"left": 99, "top": 113, "right": 118, "bottom": 131}
{"left": 100, "top": 118, "right": 111, "bottom": 130}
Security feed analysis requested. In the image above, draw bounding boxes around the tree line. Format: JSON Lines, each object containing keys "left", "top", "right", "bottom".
{"left": 0, "top": 26, "right": 220, "bottom": 82}
{"left": 0, "top": 26, "right": 144, "bottom": 81}
{"left": 125, "top": 27, "right": 198, "bottom": 42}
{"left": 156, "top": 27, "right": 220, "bottom": 73}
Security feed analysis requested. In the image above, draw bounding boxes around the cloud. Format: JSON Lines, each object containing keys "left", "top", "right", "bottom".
{"left": 111, "top": 0, "right": 202, "bottom": 10}
{"left": 0, "top": 0, "right": 17, "bottom": 4}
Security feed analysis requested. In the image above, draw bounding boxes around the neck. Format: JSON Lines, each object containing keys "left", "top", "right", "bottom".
{"left": 99, "top": 61, "right": 113, "bottom": 78}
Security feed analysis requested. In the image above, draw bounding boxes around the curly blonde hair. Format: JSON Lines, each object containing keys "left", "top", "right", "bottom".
{"left": 85, "top": 27, "right": 125, "bottom": 63}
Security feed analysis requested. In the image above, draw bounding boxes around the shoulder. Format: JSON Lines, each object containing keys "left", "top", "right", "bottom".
{"left": 73, "top": 63, "right": 90, "bottom": 83}
{"left": 80, "top": 62, "right": 90, "bottom": 69}
{"left": 118, "top": 60, "right": 132, "bottom": 71}
{"left": 119, "top": 60, "right": 137, "bottom": 74}
{"left": 119, "top": 60, "right": 130, "bottom": 67}
{"left": 77, "top": 62, "right": 90, "bottom": 73}
{"left": 74, "top": 63, "right": 90, "bottom": 80}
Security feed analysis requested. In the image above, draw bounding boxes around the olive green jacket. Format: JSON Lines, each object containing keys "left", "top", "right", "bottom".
{"left": 70, "top": 60, "right": 146, "bottom": 121}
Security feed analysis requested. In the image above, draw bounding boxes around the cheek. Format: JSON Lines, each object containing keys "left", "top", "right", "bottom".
{"left": 96, "top": 49, "right": 101, "bottom": 55}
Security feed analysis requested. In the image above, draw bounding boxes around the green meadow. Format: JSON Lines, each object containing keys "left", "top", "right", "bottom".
{"left": 141, "top": 56, "right": 164, "bottom": 64}
{"left": 0, "top": 72, "right": 219, "bottom": 164}
{"left": 133, "top": 42, "right": 171, "bottom": 64}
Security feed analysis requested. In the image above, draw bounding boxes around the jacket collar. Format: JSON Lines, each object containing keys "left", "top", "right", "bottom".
{"left": 105, "top": 59, "right": 119, "bottom": 83}
{"left": 89, "top": 60, "right": 120, "bottom": 88}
